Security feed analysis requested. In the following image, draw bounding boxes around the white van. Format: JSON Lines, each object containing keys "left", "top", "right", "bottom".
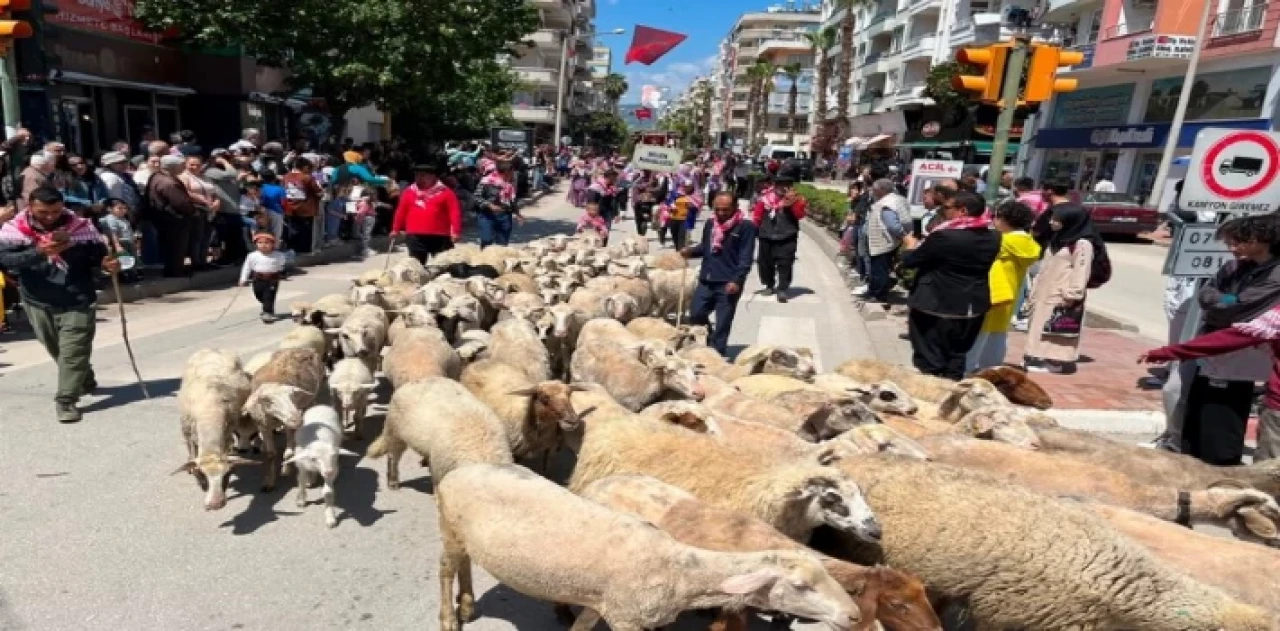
{"left": 757, "top": 145, "right": 804, "bottom": 162}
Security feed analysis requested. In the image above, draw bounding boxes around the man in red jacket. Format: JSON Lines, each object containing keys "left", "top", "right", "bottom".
{"left": 390, "top": 164, "right": 462, "bottom": 264}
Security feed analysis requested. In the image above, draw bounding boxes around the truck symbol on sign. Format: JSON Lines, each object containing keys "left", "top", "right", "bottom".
{"left": 1220, "top": 156, "right": 1264, "bottom": 177}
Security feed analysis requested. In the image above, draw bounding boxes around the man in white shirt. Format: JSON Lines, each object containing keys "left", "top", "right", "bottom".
{"left": 132, "top": 141, "right": 170, "bottom": 188}
{"left": 1093, "top": 178, "right": 1116, "bottom": 192}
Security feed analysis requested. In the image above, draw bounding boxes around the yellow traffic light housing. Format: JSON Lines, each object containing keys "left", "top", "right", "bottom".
{"left": 1025, "top": 45, "right": 1082, "bottom": 103}
{"left": 953, "top": 44, "right": 1010, "bottom": 103}
{"left": 0, "top": 0, "right": 32, "bottom": 55}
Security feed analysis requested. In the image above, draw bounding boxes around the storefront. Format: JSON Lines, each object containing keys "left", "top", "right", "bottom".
{"left": 896, "top": 104, "right": 1027, "bottom": 164}
{"left": 1030, "top": 64, "right": 1275, "bottom": 201}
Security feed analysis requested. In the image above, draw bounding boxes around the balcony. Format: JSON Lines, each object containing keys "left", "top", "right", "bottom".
{"left": 891, "top": 80, "right": 926, "bottom": 104}
{"left": 950, "top": 18, "right": 976, "bottom": 45}
{"left": 514, "top": 67, "right": 559, "bottom": 87}
{"left": 860, "top": 10, "right": 897, "bottom": 37}
{"left": 1041, "top": 0, "right": 1099, "bottom": 23}
{"left": 908, "top": 0, "right": 942, "bottom": 16}
{"left": 900, "top": 34, "right": 936, "bottom": 59}
{"left": 511, "top": 105, "right": 562, "bottom": 125}
{"left": 1212, "top": 4, "right": 1268, "bottom": 37}
{"left": 759, "top": 37, "right": 813, "bottom": 56}
{"left": 524, "top": 29, "right": 561, "bottom": 50}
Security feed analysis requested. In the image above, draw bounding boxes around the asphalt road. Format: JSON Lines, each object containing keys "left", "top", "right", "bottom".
{"left": 0, "top": 194, "right": 846, "bottom": 631}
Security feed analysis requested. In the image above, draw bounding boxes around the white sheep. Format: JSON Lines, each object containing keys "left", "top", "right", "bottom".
{"left": 174, "top": 349, "right": 254, "bottom": 511}
{"left": 627, "top": 317, "right": 708, "bottom": 350}
{"left": 570, "top": 338, "right": 703, "bottom": 411}
{"left": 243, "top": 348, "right": 326, "bottom": 492}
{"left": 436, "top": 463, "right": 862, "bottom": 631}
{"left": 453, "top": 329, "right": 491, "bottom": 364}
{"left": 576, "top": 317, "right": 640, "bottom": 350}
{"left": 543, "top": 303, "right": 588, "bottom": 380}
{"left": 387, "top": 257, "right": 428, "bottom": 286}
{"left": 279, "top": 324, "right": 329, "bottom": 361}
{"left": 486, "top": 318, "right": 551, "bottom": 383}
{"left": 648, "top": 266, "right": 698, "bottom": 319}
{"left": 367, "top": 377, "right": 514, "bottom": 489}
{"left": 290, "top": 293, "right": 353, "bottom": 328}
{"left": 349, "top": 284, "right": 386, "bottom": 308}
{"left": 329, "top": 303, "right": 389, "bottom": 374}
{"left": 283, "top": 405, "right": 358, "bottom": 528}
{"left": 385, "top": 304, "right": 438, "bottom": 347}
{"left": 327, "top": 358, "right": 377, "bottom": 438}
{"left": 735, "top": 345, "right": 818, "bottom": 382}
{"left": 383, "top": 328, "right": 460, "bottom": 390}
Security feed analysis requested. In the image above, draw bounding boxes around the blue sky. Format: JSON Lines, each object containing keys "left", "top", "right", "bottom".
{"left": 596, "top": 0, "right": 748, "bottom": 103}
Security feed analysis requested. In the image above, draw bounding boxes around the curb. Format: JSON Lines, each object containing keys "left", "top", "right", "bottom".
{"left": 1050, "top": 409, "right": 1165, "bottom": 435}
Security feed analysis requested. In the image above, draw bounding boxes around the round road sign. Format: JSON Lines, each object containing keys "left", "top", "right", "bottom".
{"left": 1200, "top": 130, "right": 1280, "bottom": 200}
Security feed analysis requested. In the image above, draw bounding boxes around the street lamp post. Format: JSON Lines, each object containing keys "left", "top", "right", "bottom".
{"left": 1146, "top": 0, "right": 1214, "bottom": 213}
{"left": 555, "top": 27, "right": 626, "bottom": 150}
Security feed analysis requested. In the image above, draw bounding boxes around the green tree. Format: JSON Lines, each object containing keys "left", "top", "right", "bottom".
{"left": 924, "top": 61, "right": 982, "bottom": 112}
{"left": 569, "top": 110, "right": 629, "bottom": 149}
{"left": 751, "top": 60, "right": 777, "bottom": 152}
{"left": 134, "top": 0, "right": 538, "bottom": 136}
{"left": 804, "top": 26, "right": 837, "bottom": 155}
{"left": 780, "top": 62, "right": 803, "bottom": 145}
{"left": 835, "top": 0, "right": 874, "bottom": 134}
{"left": 602, "top": 73, "right": 630, "bottom": 114}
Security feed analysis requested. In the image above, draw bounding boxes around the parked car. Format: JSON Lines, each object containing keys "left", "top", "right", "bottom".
{"left": 1079, "top": 192, "right": 1160, "bottom": 238}
{"left": 783, "top": 157, "right": 814, "bottom": 181}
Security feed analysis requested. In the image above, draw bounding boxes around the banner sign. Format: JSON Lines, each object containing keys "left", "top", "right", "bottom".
{"left": 49, "top": 0, "right": 166, "bottom": 45}
{"left": 632, "top": 143, "right": 682, "bottom": 173}
{"left": 490, "top": 127, "right": 534, "bottom": 159}
{"left": 907, "top": 159, "right": 963, "bottom": 220}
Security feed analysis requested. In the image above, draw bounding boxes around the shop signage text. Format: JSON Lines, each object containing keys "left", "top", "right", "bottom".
{"left": 1089, "top": 127, "right": 1156, "bottom": 147}
{"left": 1034, "top": 118, "right": 1271, "bottom": 150}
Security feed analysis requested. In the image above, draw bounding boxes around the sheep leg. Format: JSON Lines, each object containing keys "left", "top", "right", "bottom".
{"left": 438, "top": 514, "right": 469, "bottom": 631}
{"left": 385, "top": 440, "right": 407, "bottom": 490}
{"left": 456, "top": 550, "right": 476, "bottom": 622}
{"left": 321, "top": 476, "right": 337, "bottom": 529}
{"left": 260, "top": 425, "right": 279, "bottom": 492}
{"left": 295, "top": 467, "right": 310, "bottom": 508}
{"left": 282, "top": 428, "right": 297, "bottom": 478}
{"left": 568, "top": 608, "right": 602, "bottom": 631}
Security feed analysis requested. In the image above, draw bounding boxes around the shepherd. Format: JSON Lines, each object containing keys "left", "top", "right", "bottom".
{"left": 0, "top": 186, "right": 121, "bottom": 423}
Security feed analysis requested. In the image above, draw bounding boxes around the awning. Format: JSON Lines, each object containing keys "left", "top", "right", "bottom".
{"left": 972, "top": 141, "right": 1021, "bottom": 155}
{"left": 843, "top": 136, "right": 866, "bottom": 146}
{"left": 858, "top": 134, "right": 894, "bottom": 149}
{"left": 57, "top": 71, "right": 196, "bottom": 96}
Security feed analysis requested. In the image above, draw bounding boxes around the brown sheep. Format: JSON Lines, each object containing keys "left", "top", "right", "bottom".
{"left": 971, "top": 366, "right": 1053, "bottom": 409}
{"left": 460, "top": 359, "right": 584, "bottom": 468}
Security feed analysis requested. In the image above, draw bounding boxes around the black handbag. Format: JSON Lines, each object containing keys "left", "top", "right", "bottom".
{"left": 1043, "top": 301, "right": 1084, "bottom": 337}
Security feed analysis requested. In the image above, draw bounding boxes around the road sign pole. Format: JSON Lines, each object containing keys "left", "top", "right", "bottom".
{"left": 985, "top": 38, "right": 1026, "bottom": 204}
{"left": 1146, "top": 0, "right": 1214, "bottom": 212}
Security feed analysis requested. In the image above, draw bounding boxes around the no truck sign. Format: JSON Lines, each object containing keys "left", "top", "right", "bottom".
{"left": 1180, "top": 128, "right": 1280, "bottom": 215}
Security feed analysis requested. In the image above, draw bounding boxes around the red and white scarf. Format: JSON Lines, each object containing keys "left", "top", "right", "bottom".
{"left": 711, "top": 211, "right": 743, "bottom": 253}
{"left": 1235, "top": 304, "right": 1280, "bottom": 339}
{"left": 588, "top": 176, "right": 617, "bottom": 198}
{"left": 0, "top": 210, "right": 103, "bottom": 270}
{"left": 406, "top": 181, "right": 448, "bottom": 207}
{"left": 930, "top": 213, "right": 992, "bottom": 232}
{"left": 481, "top": 172, "right": 515, "bottom": 203}
{"left": 576, "top": 213, "right": 609, "bottom": 239}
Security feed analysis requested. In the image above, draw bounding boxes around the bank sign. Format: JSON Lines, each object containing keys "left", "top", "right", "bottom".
{"left": 1035, "top": 118, "right": 1271, "bottom": 149}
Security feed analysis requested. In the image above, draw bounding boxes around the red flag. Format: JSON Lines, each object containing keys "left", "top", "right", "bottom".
{"left": 634, "top": 108, "right": 653, "bottom": 120}
{"left": 625, "top": 25, "right": 687, "bottom": 66}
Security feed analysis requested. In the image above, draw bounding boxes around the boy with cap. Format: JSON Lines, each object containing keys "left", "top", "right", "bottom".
{"left": 239, "top": 231, "right": 287, "bottom": 323}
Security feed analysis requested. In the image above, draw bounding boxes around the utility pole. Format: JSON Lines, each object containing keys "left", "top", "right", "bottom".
{"left": 1146, "top": 0, "right": 1214, "bottom": 213}
{"left": 984, "top": 38, "right": 1026, "bottom": 202}
{"left": 553, "top": 29, "right": 572, "bottom": 151}
{"left": 0, "top": 52, "right": 17, "bottom": 133}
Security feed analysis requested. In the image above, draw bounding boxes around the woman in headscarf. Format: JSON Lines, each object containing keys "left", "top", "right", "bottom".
{"left": 475, "top": 160, "right": 522, "bottom": 248}
{"left": 1023, "top": 202, "right": 1103, "bottom": 373}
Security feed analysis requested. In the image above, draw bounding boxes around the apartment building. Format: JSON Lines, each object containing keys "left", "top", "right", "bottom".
{"left": 509, "top": 0, "right": 598, "bottom": 141}
{"left": 709, "top": 3, "right": 823, "bottom": 151}
{"left": 1027, "top": 0, "right": 1280, "bottom": 200}
{"left": 586, "top": 46, "right": 614, "bottom": 112}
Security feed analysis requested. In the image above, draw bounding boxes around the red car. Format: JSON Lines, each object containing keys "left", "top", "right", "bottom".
{"left": 1078, "top": 192, "right": 1160, "bottom": 238}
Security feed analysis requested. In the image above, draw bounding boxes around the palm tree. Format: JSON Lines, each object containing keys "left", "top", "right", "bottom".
{"left": 835, "top": 0, "right": 872, "bottom": 134}
{"left": 804, "top": 26, "right": 836, "bottom": 152}
{"left": 696, "top": 81, "right": 714, "bottom": 148}
{"left": 752, "top": 59, "right": 777, "bottom": 151}
{"left": 781, "top": 62, "right": 803, "bottom": 145}
{"left": 741, "top": 66, "right": 766, "bottom": 150}
{"left": 602, "top": 73, "right": 629, "bottom": 114}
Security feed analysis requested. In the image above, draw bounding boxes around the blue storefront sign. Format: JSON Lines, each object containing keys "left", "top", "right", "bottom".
{"left": 1034, "top": 118, "right": 1271, "bottom": 149}
{"left": 1049, "top": 84, "right": 1134, "bottom": 128}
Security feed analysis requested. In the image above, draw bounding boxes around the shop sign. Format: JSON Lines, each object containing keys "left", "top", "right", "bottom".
{"left": 1035, "top": 118, "right": 1271, "bottom": 149}
{"left": 1049, "top": 84, "right": 1134, "bottom": 128}
{"left": 906, "top": 159, "right": 963, "bottom": 220}
{"left": 848, "top": 110, "right": 907, "bottom": 138}
{"left": 49, "top": 0, "right": 167, "bottom": 46}
{"left": 1145, "top": 66, "right": 1271, "bottom": 123}
{"left": 1127, "top": 35, "right": 1195, "bottom": 61}
{"left": 1089, "top": 127, "right": 1157, "bottom": 147}
{"left": 490, "top": 127, "right": 534, "bottom": 159}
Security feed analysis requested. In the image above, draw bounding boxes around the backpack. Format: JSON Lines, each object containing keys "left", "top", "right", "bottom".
{"left": 1072, "top": 239, "right": 1112, "bottom": 289}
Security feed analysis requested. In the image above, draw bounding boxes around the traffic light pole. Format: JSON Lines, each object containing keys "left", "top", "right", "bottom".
{"left": 0, "top": 53, "right": 18, "bottom": 132}
{"left": 984, "top": 38, "right": 1027, "bottom": 203}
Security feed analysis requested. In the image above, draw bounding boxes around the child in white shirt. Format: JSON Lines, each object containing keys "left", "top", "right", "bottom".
{"left": 239, "top": 231, "right": 288, "bottom": 323}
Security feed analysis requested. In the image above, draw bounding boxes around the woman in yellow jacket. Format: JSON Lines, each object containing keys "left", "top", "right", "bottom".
{"left": 967, "top": 201, "right": 1042, "bottom": 372}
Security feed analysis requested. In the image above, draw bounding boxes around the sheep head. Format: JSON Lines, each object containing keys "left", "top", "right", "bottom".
{"left": 764, "top": 347, "right": 817, "bottom": 382}
{"left": 790, "top": 474, "right": 882, "bottom": 545}
{"left": 394, "top": 305, "right": 437, "bottom": 329}
{"left": 937, "top": 378, "right": 1011, "bottom": 423}
{"left": 349, "top": 285, "right": 385, "bottom": 307}
{"left": 649, "top": 354, "right": 705, "bottom": 402}
{"left": 646, "top": 401, "right": 723, "bottom": 435}
{"left": 863, "top": 567, "right": 940, "bottom": 631}
{"left": 172, "top": 452, "right": 257, "bottom": 511}
{"left": 973, "top": 366, "right": 1054, "bottom": 410}
{"left": 602, "top": 292, "right": 639, "bottom": 322}
{"left": 720, "top": 551, "right": 861, "bottom": 631}
{"left": 454, "top": 330, "right": 491, "bottom": 362}
{"left": 546, "top": 304, "right": 584, "bottom": 340}
{"left": 289, "top": 302, "right": 313, "bottom": 324}
{"left": 956, "top": 406, "right": 1041, "bottom": 449}
{"left": 510, "top": 381, "right": 582, "bottom": 432}
{"left": 330, "top": 380, "right": 377, "bottom": 430}
{"left": 839, "top": 425, "right": 932, "bottom": 460}
{"left": 849, "top": 381, "right": 918, "bottom": 416}
{"left": 243, "top": 383, "right": 311, "bottom": 430}
{"left": 673, "top": 325, "right": 710, "bottom": 350}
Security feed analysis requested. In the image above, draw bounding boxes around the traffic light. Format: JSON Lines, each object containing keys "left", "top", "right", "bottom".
{"left": 1024, "top": 44, "right": 1083, "bottom": 102}
{"left": 952, "top": 44, "right": 1011, "bottom": 103}
{"left": 0, "top": 0, "right": 32, "bottom": 56}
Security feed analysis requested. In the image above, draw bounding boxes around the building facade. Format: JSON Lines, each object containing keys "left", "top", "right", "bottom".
{"left": 509, "top": 0, "right": 597, "bottom": 142}
{"left": 1027, "top": 0, "right": 1280, "bottom": 200}
{"left": 709, "top": 3, "right": 822, "bottom": 152}
{"left": 587, "top": 45, "right": 613, "bottom": 112}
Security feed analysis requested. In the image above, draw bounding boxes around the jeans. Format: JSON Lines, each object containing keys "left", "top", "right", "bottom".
{"left": 965, "top": 331, "right": 1008, "bottom": 373}
{"left": 141, "top": 221, "right": 162, "bottom": 268}
{"left": 252, "top": 278, "right": 279, "bottom": 314}
{"left": 634, "top": 202, "right": 653, "bottom": 234}
{"left": 357, "top": 215, "right": 376, "bottom": 254}
{"left": 26, "top": 304, "right": 96, "bottom": 403}
{"left": 477, "top": 212, "right": 513, "bottom": 248}
{"left": 1161, "top": 297, "right": 1197, "bottom": 445}
{"left": 866, "top": 251, "right": 895, "bottom": 300}
{"left": 324, "top": 199, "right": 345, "bottom": 241}
{"left": 187, "top": 214, "right": 209, "bottom": 268}
{"left": 690, "top": 281, "right": 742, "bottom": 356}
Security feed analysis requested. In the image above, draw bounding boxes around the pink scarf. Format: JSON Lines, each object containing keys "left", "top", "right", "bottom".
{"left": 711, "top": 211, "right": 743, "bottom": 253}
{"left": 0, "top": 210, "right": 103, "bottom": 270}
{"left": 406, "top": 181, "right": 448, "bottom": 205}
{"left": 588, "top": 176, "right": 617, "bottom": 197}
{"left": 758, "top": 187, "right": 785, "bottom": 211}
{"left": 481, "top": 172, "right": 515, "bottom": 203}
{"left": 930, "top": 214, "right": 992, "bottom": 232}
{"left": 1235, "top": 304, "right": 1280, "bottom": 339}
{"left": 576, "top": 213, "right": 609, "bottom": 239}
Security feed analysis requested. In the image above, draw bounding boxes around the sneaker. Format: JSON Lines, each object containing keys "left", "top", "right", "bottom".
{"left": 759, "top": 287, "right": 776, "bottom": 296}
{"left": 851, "top": 286, "right": 870, "bottom": 297}
{"left": 777, "top": 292, "right": 789, "bottom": 303}
{"left": 1012, "top": 318, "right": 1029, "bottom": 333}
{"left": 261, "top": 313, "right": 276, "bottom": 324}
{"left": 56, "top": 401, "right": 82, "bottom": 424}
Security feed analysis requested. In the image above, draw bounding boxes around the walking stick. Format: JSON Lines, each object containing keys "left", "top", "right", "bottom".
{"left": 382, "top": 233, "right": 399, "bottom": 274}
{"left": 109, "top": 269, "right": 150, "bottom": 400}
{"left": 676, "top": 256, "right": 689, "bottom": 328}
{"left": 211, "top": 283, "right": 246, "bottom": 324}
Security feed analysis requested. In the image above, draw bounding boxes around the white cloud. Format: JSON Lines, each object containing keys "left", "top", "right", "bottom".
{"left": 621, "top": 53, "right": 716, "bottom": 104}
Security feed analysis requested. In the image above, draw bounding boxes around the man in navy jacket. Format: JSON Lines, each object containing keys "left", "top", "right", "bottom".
{"left": 682, "top": 191, "right": 757, "bottom": 355}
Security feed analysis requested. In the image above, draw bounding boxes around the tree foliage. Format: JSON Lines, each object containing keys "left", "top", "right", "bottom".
{"left": 925, "top": 61, "right": 983, "bottom": 111}
{"left": 569, "top": 111, "right": 629, "bottom": 149}
{"left": 134, "top": 0, "right": 538, "bottom": 134}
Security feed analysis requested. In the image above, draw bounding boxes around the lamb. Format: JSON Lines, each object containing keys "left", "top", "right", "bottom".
{"left": 569, "top": 338, "right": 703, "bottom": 411}
{"left": 436, "top": 463, "right": 862, "bottom": 631}
{"left": 278, "top": 322, "right": 329, "bottom": 361}
{"left": 971, "top": 366, "right": 1054, "bottom": 409}
{"left": 579, "top": 475, "right": 941, "bottom": 631}
{"left": 243, "top": 347, "right": 326, "bottom": 492}
{"left": 648, "top": 266, "right": 697, "bottom": 318}
{"left": 387, "top": 257, "right": 428, "bottom": 286}
{"left": 1088, "top": 502, "right": 1280, "bottom": 613}
{"left": 385, "top": 304, "right": 438, "bottom": 347}
{"left": 814, "top": 455, "right": 1278, "bottom": 631}
{"left": 813, "top": 373, "right": 919, "bottom": 416}
{"left": 485, "top": 318, "right": 551, "bottom": 383}
{"left": 544, "top": 302, "right": 588, "bottom": 380}
{"left": 626, "top": 317, "right": 708, "bottom": 350}
{"left": 567, "top": 413, "right": 883, "bottom": 543}
{"left": 471, "top": 245, "right": 521, "bottom": 272}
{"left": 174, "top": 349, "right": 254, "bottom": 511}
{"left": 290, "top": 293, "right": 353, "bottom": 328}
{"left": 366, "top": 377, "right": 514, "bottom": 489}
{"left": 326, "top": 358, "right": 377, "bottom": 438}
{"left": 735, "top": 345, "right": 817, "bottom": 381}
{"left": 700, "top": 374, "right": 843, "bottom": 442}
{"left": 382, "top": 328, "right": 461, "bottom": 390}
{"left": 349, "top": 284, "right": 386, "bottom": 308}
{"left": 460, "top": 359, "right": 584, "bottom": 467}
{"left": 329, "top": 303, "right": 389, "bottom": 374}
{"left": 283, "top": 405, "right": 357, "bottom": 528}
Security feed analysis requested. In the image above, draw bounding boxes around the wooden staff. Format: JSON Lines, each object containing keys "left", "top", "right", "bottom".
{"left": 108, "top": 266, "right": 149, "bottom": 399}
{"left": 676, "top": 256, "right": 689, "bottom": 328}
{"left": 383, "top": 232, "right": 399, "bottom": 274}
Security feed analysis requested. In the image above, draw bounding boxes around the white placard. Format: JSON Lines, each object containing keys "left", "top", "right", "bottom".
{"left": 907, "top": 159, "right": 963, "bottom": 220}
{"left": 631, "top": 144, "right": 682, "bottom": 173}
{"left": 1166, "top": 225, "right": 1232, "bottom": 278}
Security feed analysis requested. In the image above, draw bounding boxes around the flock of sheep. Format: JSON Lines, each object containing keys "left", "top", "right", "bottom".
{"left": 174, "top": 232, "right": 1280, "bottom": 631}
